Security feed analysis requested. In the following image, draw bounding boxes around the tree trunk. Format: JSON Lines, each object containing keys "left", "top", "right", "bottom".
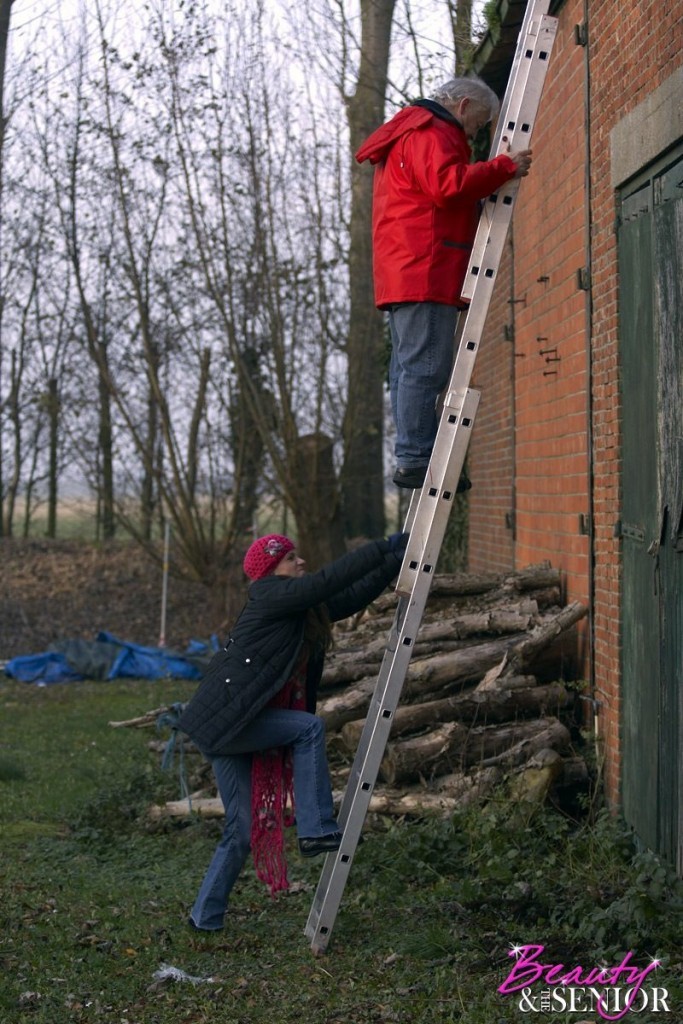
{"left": 293, "top": 433, "right": 346, "bottom": 567}
{"left": 186, "top": 347, "right": 211, "bottom": 504}
{"left": 229, "top": 346, "right": 267, "bottom": 542}
{"left": 0, "top": 0, "right": 13, "bottom": 537}
{"left": 341, "top": 0, "right": 396, "bottom": 541}
{"left": 46, "top": 377, "right": 59, "bottom": 538}
{"left": 97, "top": 357, "right": 116, "bottom": 540}
{"left": 0, "top": 1, "right": 10, "bottom": 128}
{"left": 3, "top": 347, "right": 20, "bottom": 535}
{"left": 140, "top": 340, "right": 161, "bottom": 542}
{"left": 450, "top": 0, "right": 473, "bottom": 72}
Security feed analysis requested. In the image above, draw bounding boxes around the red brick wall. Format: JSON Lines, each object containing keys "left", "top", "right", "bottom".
{"left": 470, "top": 0, "right": 590, "bottom": 607}
{"left": 471, "top": 0, "right": 682, "bottom": 807}
{"left": 512, "top": 0, "right": 590, "bottom": 617}
{"left": 468, "top": 237, "right": 515, "bottom": 572}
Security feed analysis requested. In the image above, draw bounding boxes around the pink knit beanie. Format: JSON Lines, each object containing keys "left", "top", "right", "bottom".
{"left": 243, "top": 534, "right": 295, "bottom": 581}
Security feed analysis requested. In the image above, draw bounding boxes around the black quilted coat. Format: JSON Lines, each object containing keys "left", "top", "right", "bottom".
{"left": 178, "top": 538, "right": 406, "bottom": 757}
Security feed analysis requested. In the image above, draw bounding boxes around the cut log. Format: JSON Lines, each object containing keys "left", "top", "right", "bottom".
{"left": 372, "top": 563, "right": 560, "bottom": 610}
{"left": 321, "top": 606, "right": 541, "bottom": 688}
{"left": 322, "top": 657, "right": 380, "bottom": 688}
{"left": 319, "top": 638, "right": 536, "bottom": 732}
{"left": 109, "top": 706, "right": 172, "bottom": 728}
{"left": 339, "top": 681, "right": 571, "bottom": 750}
{"left": 432, "top": 765, "right": 503, "bottom": 801}
{"left": 380, "top": 716, "right": 571, "bottom": 785}
{"left": 320, "top": 603, "right": 586, "bottom": 732}
{"left": 318, "top": 676, "right": 378, "bottom": 732}
{"left": 366, "top": 767, "right": 501, "bottom": 816}
{"left": 507, "top": 601, "right": 588, "bottom": 673}
{"left": 149, "top": 793, "right": 223, "bottom": 819}
{"left": 366, "top": 790, "right": 463, "bottom": 817}
{"left": 380, "top": 721, "right": 466, "bottom": 785}
{"left": 319, "top": 647, "right": 504, "bottom": 730}
{"left": 392, "top": 639, "right": 525, "bottom": 692}
{"left": 478, "top": 717, "right": 572, "bottom": 769}
{"left": 432, "top": 564, "right": 561, "bottom": 598}
{"left": 508, "top": 748, "right": 564, "bottom": 804}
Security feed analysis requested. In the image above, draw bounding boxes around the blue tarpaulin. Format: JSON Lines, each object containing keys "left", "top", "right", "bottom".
{"left": 3, "top": 632, "right": 218, "bottom": 685}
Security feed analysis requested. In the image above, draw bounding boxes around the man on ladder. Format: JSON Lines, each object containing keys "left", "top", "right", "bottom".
{"left": 356, "top": 77, "right": 532, "bottom": 492}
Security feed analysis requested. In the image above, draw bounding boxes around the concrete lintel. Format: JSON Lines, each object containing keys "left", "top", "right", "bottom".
{"left": 611, "top": 65, "right": 683, "bottom": 189}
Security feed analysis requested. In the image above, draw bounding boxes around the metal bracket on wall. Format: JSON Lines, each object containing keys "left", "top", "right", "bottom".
{"left": 577, "top": 266, "right": 591, "bottom": 290}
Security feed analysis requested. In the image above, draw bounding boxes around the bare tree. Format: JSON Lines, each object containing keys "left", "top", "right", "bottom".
{"left": 57, "top": 68, "right": 117, "bottom": 540}
{"left": 341, "top": 0, "right": 396, "bottom": 540}
{"left": 156, "top": 0, "right": 350, "bottom": 566}
{"left": 2, "top": 0, "right": 467, "bottom": 578}
{"left": 0, "top": 0, "right": 14, "bottom": 534}
{"left": 449, "top": 0, "right": 474, "bottom": 72}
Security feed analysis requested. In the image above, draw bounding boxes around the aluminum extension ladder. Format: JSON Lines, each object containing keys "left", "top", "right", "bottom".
{"left": 305, "top": 0, "right": 558, "bottom": 955}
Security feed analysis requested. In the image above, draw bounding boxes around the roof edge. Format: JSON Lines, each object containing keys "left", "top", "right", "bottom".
{"left": 471, "top": 0, "right": 565, "bottom": 95}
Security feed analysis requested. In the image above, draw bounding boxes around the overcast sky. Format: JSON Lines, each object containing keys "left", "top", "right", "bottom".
{"left": 7, "top": 0, "right": 491, "bottom": 73}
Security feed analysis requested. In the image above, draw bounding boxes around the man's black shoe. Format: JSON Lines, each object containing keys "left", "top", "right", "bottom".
{"left": 298, "top": 831, "right": 344, "bottom": 858}
{"left": 188, "top": 918, "right": 223, "bottom": 933}
{"left": 393, "top": 465, "right": 428, "bottom": 489}
{"left": 394, "top": 465, "right": 472, "bottom": 493}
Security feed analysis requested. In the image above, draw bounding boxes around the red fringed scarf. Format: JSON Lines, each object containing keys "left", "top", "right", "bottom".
{"left": 250, "top": 660, "right": 307, "bottom": 895}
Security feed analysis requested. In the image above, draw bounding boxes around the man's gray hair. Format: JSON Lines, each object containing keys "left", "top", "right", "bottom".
{"left": 431, "top": 76, "right": 500, "bottom": 119}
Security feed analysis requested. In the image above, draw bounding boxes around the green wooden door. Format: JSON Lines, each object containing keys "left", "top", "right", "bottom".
{"left": 653, "top": 155, "right": 683, "bottom": 873}
{"left": 618, "top": 149, "right": 683, "bottom": 873}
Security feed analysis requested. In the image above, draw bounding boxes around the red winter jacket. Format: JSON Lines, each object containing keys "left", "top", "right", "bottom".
{"left": 355, "top": 101, "right": 518, "bottom": 308}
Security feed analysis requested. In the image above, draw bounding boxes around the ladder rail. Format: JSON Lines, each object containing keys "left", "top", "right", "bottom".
{"left": 462, "top": 12, "right": 557, "bottom": 302}
{"left": 489, "top": 0, "right": 551, "bottom": 156}
{"left": 306, "top": 0, "right": 557, "bottom": 955}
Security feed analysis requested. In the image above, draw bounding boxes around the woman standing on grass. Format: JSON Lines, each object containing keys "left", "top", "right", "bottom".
{"left": 178, "top": 531, "right": 408, "bottom": 932}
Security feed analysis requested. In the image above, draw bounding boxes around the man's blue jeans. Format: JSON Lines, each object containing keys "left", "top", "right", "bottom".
{"left": 189, "top": 709, "right": 337, "bottom": 931}
{"left": 388, "top": 302, "right": 461, "bottom": 467}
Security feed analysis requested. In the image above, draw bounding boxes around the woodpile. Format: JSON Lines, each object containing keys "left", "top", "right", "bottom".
{"left": 112, "top": 563, "right": 590, "bottom": 821}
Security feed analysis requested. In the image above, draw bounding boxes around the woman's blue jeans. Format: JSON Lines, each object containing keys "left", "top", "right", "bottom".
{"left": 388, "top": 302, "right": 461, "bottom": 467}
{"left": 189, "top": 709, "right": 337, "bottom": 931}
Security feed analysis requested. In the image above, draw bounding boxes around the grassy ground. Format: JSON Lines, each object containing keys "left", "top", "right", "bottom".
{"left": 1, "top": 679, "right": 681, "bottom": 1024}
